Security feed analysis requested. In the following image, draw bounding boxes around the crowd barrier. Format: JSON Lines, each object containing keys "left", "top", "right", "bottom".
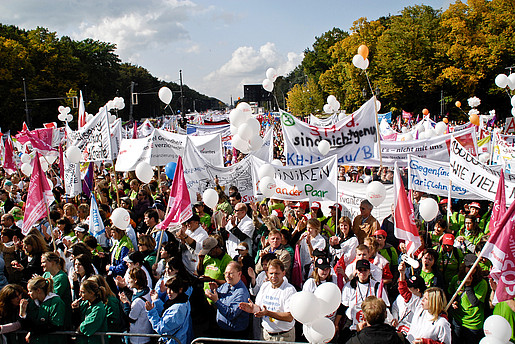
{"left": 191, "top": 338, "right": 306, "bottom": 344}
{"left": 11, "top": 331, "right": 180, "bottom": 344}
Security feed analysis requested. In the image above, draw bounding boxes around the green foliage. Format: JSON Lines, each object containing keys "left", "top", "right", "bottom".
{"left": 0, "top": 24, "right": 223, "bottom": 131}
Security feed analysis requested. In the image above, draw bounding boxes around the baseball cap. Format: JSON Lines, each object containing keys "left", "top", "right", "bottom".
{"left": 463, "top": 253, "right": 476, "bottom": 267}
{"left": 374, "top": 229, "right": 387, "bottom": 238}
{"left": 469, "top": 202, "right": 481, "bottom": 209}
{"left": 200, "top": 237, "right": 218, "bottom": 255}
{"left": 311, "top": 201, "right": 321, "bottom": 209}
{"left": 194, "top": 201, "right": 204, "bottom": 207}
{"left": 441, "top": 233, "right": 455, "bottom": 246}
{"left": 356, "top": 259, "right": 371, "bottom": 270}
{"left": 236, "top": 242, "right": 249, "bottom": 251}
{"left": 292, "top": 202, "right": 308, "bottom": 210}
{"left": 329, "top": 203, "right": 343, "bottom": 212}
{"left": 74, "top": 226, "right": 88, "bottom": 233}
{"left": 439, "top": 199, "right": 448, "bottom": 205}
{"left": 124, "top": 251, "right": 144, "bottom": 264}
{"left": 271, "top": 209, "right": 284, "bottom": 218}
{"left": 315, "top": 256, "right": 331, "bottom": 270}
{"left": 186, "top": 214, "right": 200, "bottom": 223}
{"left": 407, "top": 275, "right": 427, "bottom": 292}
{"left": 152, "top": 201, "right": 166, "bottom": 211}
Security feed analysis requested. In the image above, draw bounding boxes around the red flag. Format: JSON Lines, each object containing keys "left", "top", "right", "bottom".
{"left": 3, "top": 135, "right": 17, "bottom": 175}
{"left": 489, "top": 169, "right": 506, "bottom": 237}
{"left": 157, "top": 156, "right": 192, "bottom": 229}
{"left": 22, "top": 152, "right": 55, "bottom": 235}
{"left": 132, "top": 121, "right": 138, "bottom": 139}
{"left": 78, "top": 91, "right": 86, "bottom": 129}
{"left": 393, "top": 163, "right": 421, "bottom": 256}
{"left": 22, "top": 122, "right": 29, "bottom": 131}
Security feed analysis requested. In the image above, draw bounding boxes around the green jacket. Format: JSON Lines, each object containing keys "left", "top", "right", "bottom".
{"left": 25, "top": 294, "right": 66, "bottom": 344}
{"left": 43, "top": 270, "right": 72, "bottom": 328}
{"left": 75, "top": 299, "right": 108, "bottom": 344}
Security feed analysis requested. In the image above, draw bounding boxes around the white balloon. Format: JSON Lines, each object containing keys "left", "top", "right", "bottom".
{"left": 230, "top": 124, "right": 239, "bottom": 135}
{"left": 478, "top": 153, "right": 490, "bottom": 163}
{"left": 308, "top": 317, "right": 335, "bottom": 343}
{"left": 512, "top": 107, "right": 515, "bottom": 117}
{"left": 249, "top": 134, "right": 264, "bottom": 151}
{"left": 352, "top": 54, "right": 365, "bottom": 69}
{"left": 271, "top": 159, "right": 283, "bottom": 166}
{"left": 47, "top": 178, "right": 53, "bottom": 190}
{"left": 266, "top": 68, "right": 278, "bottom": 82}
{"left": 66, "top": 146, "right": 82, "bottom": 164}
{"left": 107, "top": 100, "right": 115, "bottom": 110}
{"left": 366, "top": 181, "right": 386, "bottom": 207}
{"left": 495, "top": 74, "right": 509, "bottom": 88}
{"left": 21, "top": 163, "right": 32, "bottom": 176}
{"left": 236, "top": 102, "right": 252, "bottom": 115}
{"left": 418, "top": 131, "right": 427, "bottom": 140}
{"left": 258, "top": 164, "right": 276, "bottom": 179}
{"left": 404, "top": 133, "right": 414, "bottom": 141}
{"left": 58, "top": 105, "right": 65, "bottom": 113}
{"left": 229, "top": 109, "right": 247, "bottom": 127}
{"left": 327, "top": 95, "right": 337, "bottom": 106}
{"left": 509, "top": 74, "right": 515, "bottom": 90}
{"left": 232, "top": 134, "right": 249, "bottom": 152}
{"left": 361, "top": 58, "right": 369, "bottom": 70}
{"left": 135, "top": 162, "right": 154, "bottom": 184}
{"left": 323, "top": 104, "right": 333, "bottom": 113}
{"left": 419, "top": 198, "right": 439, "bottom": 221}
{"left": 58, "top": 113, "right": 66, "bottom": 122}
{"left": 314, "top": 282, "right": 341, "bottom": 316}
{"left": 375, "top": 100, "right": 381, "bottom": 111}
{"left": 158, "top": 87, "right": 173, "bottom": 104}
{"left": 289, "top": 291, "right": 321, "bottom": 324}
{"left": 86, "top": 113, "right": 94, "bottom": 123}
{"left": 111, "top": 208, "right": 130, "bottom": 230}
{"left": 66, "top": 114, "right": 73, "bottom": 122}
{"left": 39, "top": 158, "right": 49, "bottom": 172}
{"left": 259, "top": 176, "right": 276, "bottom": 198}
{"left": 303, "top": 324, "right": 317, "bottom": 344}
{"left": 332, "top": 100, "right": 341, "bottom": 112}
{"left": 479, "top": 336, "right": 505, "bottom": 344}
{"left": 246, "top": 117, "right": 261, "bottom": 135}
{"left": 338, "top": 113, "right": 346, "bottom": 121}
{"left": 109, "top": 114, "right": 116, "bottom": 124}
{"left": 262, "top": 78, "right": 274, "bottom": 92}
{"left": 484, "top": 315, "right": 512, "bottom": 342}
{"left": 511, "top": 95, "right": 515, "bottom": 108}
{"left": 401, "top": 127, "right": 408, "bottom": 133}
{"left": 20, "top": 153, "right": 31, "bottom": 164}
{"left": 45, "top": 155, "right": 57, "bottom": 164}
{"left": 64, "top": 106, "right": 71, "bottom": 114}
{"left": 435, "top": 122, "right": 447, "bottom": 135}
{"left": 318, "top": 140, "right": 331, "bottom": 155}
{"left": 203, "top": 189, "right": 219, "bottom": 209}
{"left": 238, "top": 123, "right": 254, "bottom": 138}
{"left": 426, "top": 128, "right": 437, "bottom": 138}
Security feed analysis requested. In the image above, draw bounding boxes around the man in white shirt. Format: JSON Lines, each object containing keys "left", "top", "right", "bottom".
{"left": 239, "top": 259, "right": 296, "bottom": 341}
{"left": 345, "top": 244, "right": 383, "bottom": 283}
{"left": 224, "top": 203, "right": 255, "bottom": 258}
{"left": 176, "top": 214, "right": 209, "bottom": 276}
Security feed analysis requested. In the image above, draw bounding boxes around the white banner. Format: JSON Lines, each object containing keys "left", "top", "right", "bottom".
{"left": 309, "top": 113, "right": 338, "bottom": 127}
{"left": 369, "top": 127, "right": 477, "bottom": 166}
{"left": 408, "top": 155, "right": 477, "bottom": 199}
{"left": 251, "top": 128, "right": 274, "bottom": 163}
{"left": 66, "top": 109, "right": 113, "bottom": 162}
{"left": 492, "top": 131, "right": 515, "bottom": 174}
{"left": 110, "top": 118, "right": 122, "bottom": 160}
{"left": 115, "top": 129, "right": 223, "bottom": 171}
{"left": 63, "top": 157, "right": 81, "bottom": 198}
{"left": 337, "top": 181, "right": 394, "bottom": 225}
{"left": 137, "top": 119, "right": 155, "bottom": 138}
{"left": 183, "top": 143, "right": 255, "bottom": 203}
{"left": 450, "top": 138, "right": 515, "bottom": 205}
{"left": 282, "top": 97, "right": 378, "bottom": 166}
{"left": 250, "top": 155, "right": 338, "bottom": 202}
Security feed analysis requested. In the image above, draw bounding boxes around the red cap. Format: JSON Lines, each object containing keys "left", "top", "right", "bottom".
{"left": 329, "top": 203, "right": 342, "bottom": 211}
{"left": 441, "top": 233, "right": 455, "bottom": 246}
{"left": 374, "top": 229, "right": 387, "bottom": 237}
{"left": 439, "top": 199, "right": 448, "bottom": 205}
{"left": 272, "top": 209, "right": 283, "bottom": 218}
{"left": 292, "top": 202, "right": 308, "bottom": 211}
{"left": 469, "top": 202, "right": 481, "bottom": 209}
{"left": 311, "top": 201, "right": 321, "bottom": 209}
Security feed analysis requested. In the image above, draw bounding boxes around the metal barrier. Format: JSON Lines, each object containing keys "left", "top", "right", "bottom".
{"left": 14, "top": 330, "right": 180, "bottom": 344}
{"left": 191, "top": 338, "right": 306, "bottom": 344}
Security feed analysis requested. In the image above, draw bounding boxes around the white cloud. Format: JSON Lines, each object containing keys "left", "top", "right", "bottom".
{"left": 201, "top": 42, "right": 303, "bottom": 102}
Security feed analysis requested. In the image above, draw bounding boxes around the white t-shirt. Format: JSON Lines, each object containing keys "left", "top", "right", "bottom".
{"left": 345, "top": 259, "right": 383, "bottom": 282}
{"left": 250, "top": 271, "right": 268, "bottom": 296}
{"left": 255, "top": 280, "right": 296, "bottom": 333}
{"left": 330, "top": 236, "right": 358, "bottom": 266}
{"left": 392, "top": 293, "right": 421, "bottom": 335}
{"left": 406, "top": 308, "right": 451, "bottom": 344}
{"left": 341, "top": 278, "right": 390, "bottom": 330}
{"left": 299, "top": 234, "right": 326, "bottom": 268}
{"left": 226, "top": 215, "right": 255, "bottom": 258}
{"left": 129, "top": 291, "right": 153, "bottom": 344}
{"left": 182, "top": 226, "right": 209, "bottom": 276}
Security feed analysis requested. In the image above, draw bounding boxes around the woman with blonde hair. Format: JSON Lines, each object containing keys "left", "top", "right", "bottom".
{"left": 406, "top": 287, "right": 451, "bottom": 344}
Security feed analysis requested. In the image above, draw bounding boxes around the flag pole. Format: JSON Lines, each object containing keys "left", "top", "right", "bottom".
{"left": 45, "top": 202, "right": 57, "bottom": 252}
{"left": 444, "top": 253, "right": 482, "bottom": 312}
{"left": 112, "top": 165, "right": 120, "bottom": 207}
{"left": 155, "top": 189, "right": 173, "bottom": 263}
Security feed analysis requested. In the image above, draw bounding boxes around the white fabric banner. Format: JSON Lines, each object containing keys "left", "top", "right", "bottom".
{"left": 282, "top": 97, "right": 378, "bottom": 166}
{"left": 66, "top": 109, "right": 113, "bottom": 162}
{"left": 309, "top": 113, "right": 338, "bottom": 127}
{"left": 137, "top": 119, "right": 155, "bottom": 138}
{"left": 450, "top": 138, "right": 515, "bottom": 205}
{"left": 250, "top": 155, "right": 338, "bottom": 202}
{"left": 337, "top": 181, "right": 394, "bottom": 225}
{"left": 115, "top": 129, "right": 223, "bottom": 171}
{"left": 369, "top": 127, "right": 477, "bottom": 166}
{"left": 408, "top": 155, "right": 477, "bottom": 199}
{"left": 492, "top": 131, "right": 515, "bottom": 174}
{"left": 63, "top": 157, "right": 82, "bottom": 198}
{"left": 110, "top": 118, "right": 122, "bottom": 160}
{"left": 251, "top": 128, "right": 274, "bottom": 163}
{"left": 182, "top": 142, "right": 255, "bottom": 203}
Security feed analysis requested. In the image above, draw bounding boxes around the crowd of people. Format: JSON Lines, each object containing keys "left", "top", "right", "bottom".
{"left": 0, "top": 160, "right": 512, "bottom": 344}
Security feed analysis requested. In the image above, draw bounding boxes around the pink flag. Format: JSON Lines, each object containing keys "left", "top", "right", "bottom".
{"left": 157, "top": 156, "right": 192, "bottom": 229}
{"left": 78, "top": 91, "right": 86, "bottom": 129}
{"left": 489, "top": 169, "right": 506, "bottom": 237}
{"left": 58, "top": 143, "right": 64, "bottom": 181}
{"left": 3, "top": 135, "right": 17, "bottom": 175}
{"left": 22, "top": 152, "right": 55, "bottom": 235}
{"left": 393, "top": 163, "right": 421, "bottom": 256}
{"left": 15, "top": 129, "right": 56, "bottom": 153}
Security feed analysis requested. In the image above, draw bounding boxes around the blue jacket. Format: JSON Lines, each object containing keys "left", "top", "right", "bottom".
{"left": 146, "top": 297, "right": 192, "bottom": 344}
{"left": 214, "top": 279, "right": 250, "bottom": 332}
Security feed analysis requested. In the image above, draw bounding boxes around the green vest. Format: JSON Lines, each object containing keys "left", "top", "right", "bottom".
{"left": 112, "top": 235, "right": 134, "bottom": 261}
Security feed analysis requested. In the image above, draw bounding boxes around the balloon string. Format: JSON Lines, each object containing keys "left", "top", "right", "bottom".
{"left": 272, "top": 93, "right": 281, "bottom": 112}
{"left": 364, "top": 71, "right": 376, "bottom": 99}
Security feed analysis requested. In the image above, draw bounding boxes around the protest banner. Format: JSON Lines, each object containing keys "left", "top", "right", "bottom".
{"left": 182, "top": 142, "right": 255, "bottom": 203}
{"left": 336, "top": 181, "right": 394, "bottom": 225}
{"left": 450, "top": 137, "right": 515, "bottom": 205}
{"left": 505, "top": 117, "right": 515, "bottom": 134}
{"left": 309, "top": 113, "right": 339, "bottom": 127}
{"left": 282, "top": 97, "right": 378, "bottom": 166}
{"left": 408, "top": 155, "right": 477, "bottom": 199}
{"left": 137, "top": 119, "right": 155, "bottom": 138}
{"left": 491, "top": 131, "right": 515, "bottom": 174}
{"left": 63, "top": 156, "right": 82, "bottom": 198}
{"left": 250, "top": 155, "right": 338, "bottom": 202}
{"left": 368, "top": 126, "right": 477, "bottom": 166}
{"left": 66, "top": 109, "right": 113, "bottom": 162}
{"left": 115, "top": 129, "right": 222, "bottom": 171}
{"left": 251, "top": 128, "right": 274, "bottom": 163}
{"left": 110, "top": 118, "right": 122, "bottom": 160}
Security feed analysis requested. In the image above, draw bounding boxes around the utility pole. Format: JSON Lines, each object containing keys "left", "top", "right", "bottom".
{"left": 130, "top": 81, "right": 136, "bottom": 120}
{"left": 22, "top": 78, "right": 30, "bottom": 128}
{"left": 179, "top": 70, "right": 184, "bottom": 121}
{"left": 440, "top": 89, "right": 444, "bottom": 119}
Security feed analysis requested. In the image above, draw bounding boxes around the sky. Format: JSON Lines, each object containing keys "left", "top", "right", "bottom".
{"left": 0, "top": 0, "right": 453, "bottom": 105}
